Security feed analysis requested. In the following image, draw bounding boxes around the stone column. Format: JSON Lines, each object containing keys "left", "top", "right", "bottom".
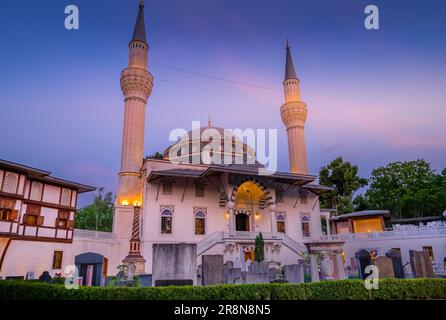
{"left": 309, "top": 253, "right": 319, "bottom": 282}
{"left": 269, "top": 204, "right": 276, "bottom": 236}
{"left": 122, "top": 206, "right": 146, "bottom": 274}
{"left": 335, "top": 251, "right": 347, "bottom": 280}
{"left": 324, "top": 215, "right": 331, "bottom": 236}
{"left": 227, "top": 201, "right": 235, "bottom": 237}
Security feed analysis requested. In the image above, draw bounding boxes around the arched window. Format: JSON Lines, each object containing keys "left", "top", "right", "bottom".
{"left": 161, "top": 208, "right": 173, "bottom": 234}
{"left": 194, "top": 210, "right": 206, "bottom": 235}
{"left": 276, "top": 214, "right": 286, "bottom": 233}
{"left": 301, "top": 215, "right": 310, "bottom": 237}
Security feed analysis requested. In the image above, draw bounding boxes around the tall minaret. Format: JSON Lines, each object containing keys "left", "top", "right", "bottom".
{"left": 117, "top": 1, "right": 153, "bottom": 206}
{"left": 280, "top": 40, "right": 308, "bottom": 174}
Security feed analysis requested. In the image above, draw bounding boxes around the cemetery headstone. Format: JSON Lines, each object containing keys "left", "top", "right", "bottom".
{"left": 355, "top": 249, "right": 371, "bottom": 280}
{"left": 385, "top": 248, "right": 405, "bottom": 278}
{"left": 373, "top": 256, "right": 394, "bottom": 278}
{"left": 202, "top": 255, "right": 224, "bottom": 285}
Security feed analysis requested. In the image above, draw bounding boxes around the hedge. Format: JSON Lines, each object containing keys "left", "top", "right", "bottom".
{"left": 0, "top": 279, "right": 445, "bottom": 300}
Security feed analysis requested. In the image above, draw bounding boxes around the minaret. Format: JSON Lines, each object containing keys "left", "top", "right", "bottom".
{"left": 117, "top": 0, "right": 153, "bottom": 206}
{"left": 280, "top": 40, "right": 308, "bottom": 174}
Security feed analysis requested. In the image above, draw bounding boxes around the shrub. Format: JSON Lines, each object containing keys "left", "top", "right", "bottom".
{"left": 0, "top": 278, "right": 445, "bottom": 300}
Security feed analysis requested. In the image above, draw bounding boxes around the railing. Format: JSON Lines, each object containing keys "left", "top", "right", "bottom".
{"left": 197, "top": 231, "right": 224, "bottom": 256}
{"left": 197, "top": 230, "right": 306, "bottom": 256}
{"left": 282, "top": 233, "right": 306, "bottom": 256}
{"left": 223, "top": 231, "right": 283, "bottom": 241}
{"left": 73, "top": 229, "right": 115, "bottom": 241}
{"left": 321, "top": 227, "right": 446, "bottom": 242}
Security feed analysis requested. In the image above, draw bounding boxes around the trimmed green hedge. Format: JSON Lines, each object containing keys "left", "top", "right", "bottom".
{"left": 0, "top": 279, "right": 445, "bottom": 300}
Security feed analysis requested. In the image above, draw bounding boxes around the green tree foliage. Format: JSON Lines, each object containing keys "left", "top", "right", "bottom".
{"left": 75, "top": 188, "right": 114, "bottom": 232}
{"left": 147, "top": 152, "right": 163, "bottom": 159}
{"left": 365, "top": 159, "right": 446, "bottom": 219}
{"left": 319, "top": 157, "right": 368, "bottom": 215}
{"left": 254, "top": 233, "right": 265, "bottom": 262}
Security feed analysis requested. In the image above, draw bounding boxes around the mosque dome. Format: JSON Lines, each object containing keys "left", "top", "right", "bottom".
{"left": 163, "top": 126, "right": 257, "bottom": 165}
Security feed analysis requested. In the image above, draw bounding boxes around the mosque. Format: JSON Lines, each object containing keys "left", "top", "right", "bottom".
{"left": 0, "top": 2, "right": 444, "bottom": 285}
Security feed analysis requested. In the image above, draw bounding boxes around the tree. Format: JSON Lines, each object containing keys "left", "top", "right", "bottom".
{"left": 254, "top": 233, "right": 265, "bottom": 262}
{"left": 365, "top": 159, "right": 444, "bottom": 219}
{"left": 319, "top": 157, "right": 368, "bottom": 215}
{"left": 147, "top": 152, "right": 163, "bottom": 159}
{"left": 75, "top": 188, "right": 114, "bottom": 232}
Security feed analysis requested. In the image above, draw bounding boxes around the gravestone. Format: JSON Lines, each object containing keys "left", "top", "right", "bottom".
{"left": 320, "top": 255, "right": 335, "bottom": 280}
{"left": 409, "top": 250, "right": 434, "bottom": 278}
{"left": 250, "top": 261, "right": 269, "bottom": 273}
{"left": 39, "top": 271, "right": 52, "bottom": 283}
{"left": 138, "top": 274, "right": 152, "bottom": 287}
{"left": 202, "top": 255, "right": 224, "bottom": 285}
{"left": 284, "top": 264, "right": 304, "bottom": 283}
{"left": 245, "top": 272, "right": 269, "bottom": 284}
{"left": 225, "top": 267, "right": 242, "bottom": 284}
{"left": 245, "top": 261, "right": 269, "bottom": 284}
{"left": 373, "top": 256, "right": 394, "bottom": 278}
{"left": 385, "top": 249, "right": 405, "bottom": 278}
{"left": 152, "top": 243, "right": 197, "bottom": 286}
{"left": 268, "top": 267, "right": 281, "bottom": 282}
{"left": 355, "top": 249, "right": 371, "bottom": 280}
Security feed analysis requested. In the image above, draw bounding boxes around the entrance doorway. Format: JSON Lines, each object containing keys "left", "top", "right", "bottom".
{"left": 236, "top": 213, "right": 250, "bottom": 231}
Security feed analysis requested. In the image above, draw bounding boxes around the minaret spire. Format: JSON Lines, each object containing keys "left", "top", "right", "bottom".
{"left": 285, "top": 40, "right": 297, "bottom": 80}
{"left": 132, "top": 0, "right": 147, "bottom": 43}
{"left": 280, "top": 39, "right": 308, "bottom": 174}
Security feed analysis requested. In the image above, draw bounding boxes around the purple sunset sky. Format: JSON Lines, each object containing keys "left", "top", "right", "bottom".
{"left": 0, "top": 0, "right": 445, "bottom": 206}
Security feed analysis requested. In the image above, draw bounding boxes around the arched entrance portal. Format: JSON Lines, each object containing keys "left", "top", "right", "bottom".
{"left": 233, "top": 181, "right": 268, "bottom": 232}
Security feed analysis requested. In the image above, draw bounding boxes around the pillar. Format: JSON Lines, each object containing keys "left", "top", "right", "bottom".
{"left": 228, "top": 201, "right": 235, "bottom": 237}
{"left": 310, "top": 253, "right": 320, "bottom": 282}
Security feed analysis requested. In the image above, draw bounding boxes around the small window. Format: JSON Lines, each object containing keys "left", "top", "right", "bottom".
{"left": 276, "top": 214, "right": 286, "bottom": 233}
{"left": 161, "top": 208, "right": 173, "bottom": 234}
{"left": 0, "top": 208, "right": 10, "bottom": 221}
{"left": 24, "top": 214, "right": 38, "bottom": 226}
{"left": 301, "top": 215, "right": 310, "bottom": 237}
{"left": 52, "top": 251, "right": 63, "bottom": 269}
{"left": 57, "top": 219, "right": 68, "bottom": 229}
{"left": 195, "top": 210, "right": 206, "bottom": 235}
{"left": 423, "top": 246, "right": 435, "bottom": 262}
{"left": 194, "top": 179, "right": 206, "bottom": 198}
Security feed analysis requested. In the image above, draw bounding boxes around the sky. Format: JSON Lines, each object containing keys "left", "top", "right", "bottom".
{"left": 0, "top": 0, "right": 445, "bottom": 207}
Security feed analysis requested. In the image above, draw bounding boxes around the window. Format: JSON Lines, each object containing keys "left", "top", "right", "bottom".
{"left": 24, "top": 214, "right": 38, "bottom": 226}
{"left": 56, "top": 210, "right": 70, "bottom": 229}
{"left": 0, "top": 208, "right": 10, "bottom": 221}
{"left": 29, "top": 182, "right": 43, "bottom": 201}
{"left": 195, "top": 210, "right": 206, "bottom": 235}
{"left": 423, "top": 246, "right": 435, "bottom": 262}
{"left": 2, "top": 172, "right": 19, "bottom": 194}
{"left": 161, "top": 177, "right": 174, "bottom": 195}
{"left": 57, "top": 219, "right": 68, "bottom": 229}
{"left": 194, "top": 179, "right": 206, "bottom": 198}
{"left": 52, "top": 251, "right": 63, "bottom": 269}
{"left": 60, "top": 188, "right": 72, "bottom": 206}
{"left": 161, "top": 208, "right": 173, "bottom": 234}
{"left": 24, "top": 204, "right": 42, "bottom": 226}
{"left": 276, "top": 214, "right": 286, "bottom": 233}
{"left": 301, "top": 215, "right": 310, "bottom": 237}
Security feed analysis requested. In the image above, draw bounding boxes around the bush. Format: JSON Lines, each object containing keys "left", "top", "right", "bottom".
{"left": 0, "top": 279, "right": 445, "bottom": 300}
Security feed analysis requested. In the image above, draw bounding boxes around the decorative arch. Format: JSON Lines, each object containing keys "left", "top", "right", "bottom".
{"left": 229, "top": 177, "right": 274, "bottom": 207}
